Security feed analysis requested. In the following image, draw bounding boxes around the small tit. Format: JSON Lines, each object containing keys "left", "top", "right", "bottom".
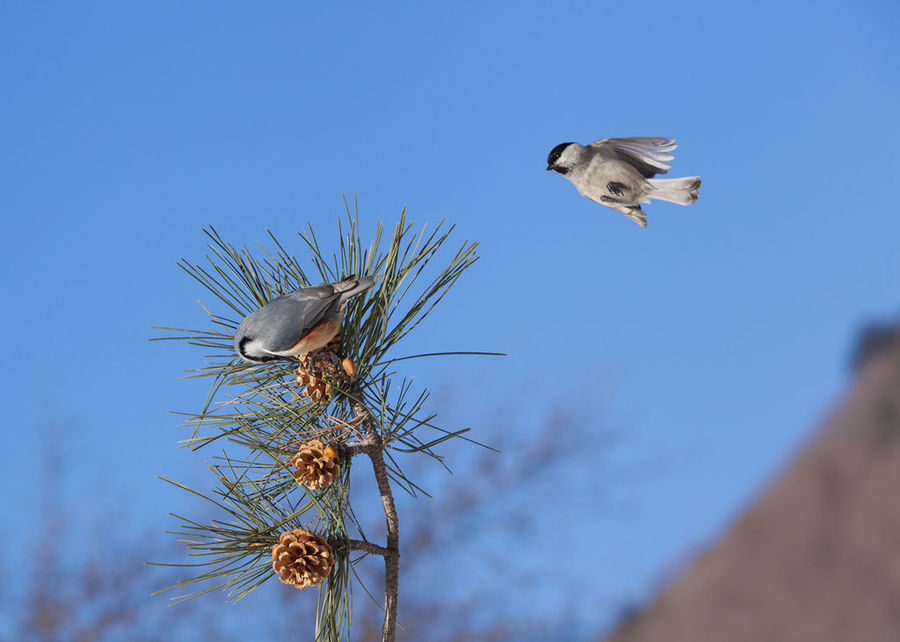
{"left": 233, "top": 276, "right": 375, "bottom": 363}
{"left": 547, "top": 137, "right": 700, "bottom": 228}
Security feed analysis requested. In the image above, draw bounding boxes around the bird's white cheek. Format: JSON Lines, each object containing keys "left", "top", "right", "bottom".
{"left": 243, "top": 339, "right": 268, "bottom": 359}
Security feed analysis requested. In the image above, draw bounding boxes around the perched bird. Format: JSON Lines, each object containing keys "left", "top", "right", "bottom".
{"left": 233, "top": 275, "right": 375, "bottom": 363}
{"left": 546, "top": 137, "right": 700, "bottom": 228}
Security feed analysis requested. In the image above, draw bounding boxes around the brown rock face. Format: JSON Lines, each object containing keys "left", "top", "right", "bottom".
{"left": 605, "top": 338, "right": 900, "bottom": 642}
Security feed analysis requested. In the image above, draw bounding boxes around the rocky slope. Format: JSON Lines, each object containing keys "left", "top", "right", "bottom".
{"left": 604, "top": 333, "right": 900, "bottom": 642}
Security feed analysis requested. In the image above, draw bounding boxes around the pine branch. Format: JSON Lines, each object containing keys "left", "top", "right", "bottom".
{"left": 352, "top": 392, "right": 400, "bottom": 641}
{"left": 152, "top": 204, "right": 497, "bottom": 641}
{"left": 343, "top": 539, "right": 391, "bottom": 558}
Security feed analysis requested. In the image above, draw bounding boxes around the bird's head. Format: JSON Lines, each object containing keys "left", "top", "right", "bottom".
{"left": 546, "top": 142, "right": 579, "bottom": 175}
{"left": 234, "top": 332, "right": 277, "bottom": 363}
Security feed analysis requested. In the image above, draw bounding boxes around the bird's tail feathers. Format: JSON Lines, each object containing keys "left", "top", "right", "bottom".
{"left": 647, "top": 176, "right": 701, "bottom": 206}
{"left": 335, "top": 275, "right": 376, "bottom": 301}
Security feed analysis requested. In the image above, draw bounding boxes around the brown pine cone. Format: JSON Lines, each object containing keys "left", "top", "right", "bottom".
{"left": 293, "top": 358, "right": 332, "bottom": 404}
{"left": 271, "top": 529, "right": 334, "bottom": 589}
{"left": 293, "top": 353, "right": 351, "bottom": 404}
{"left": 290, "top": 439, "right": 341, "bottom": 490}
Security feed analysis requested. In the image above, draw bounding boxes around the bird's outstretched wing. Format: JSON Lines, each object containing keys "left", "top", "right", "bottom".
{"left": 590, "top": 137, "right": 677, "bottom": 178}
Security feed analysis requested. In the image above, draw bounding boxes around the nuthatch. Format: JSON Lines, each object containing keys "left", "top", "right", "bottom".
{"left": 233, "top": 276, "right": 375, "bottom": 363}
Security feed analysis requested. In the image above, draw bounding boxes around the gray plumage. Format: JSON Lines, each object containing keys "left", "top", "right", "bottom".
{"left": 233, "top": 275, "right": 375, "bottom": 363}
{"left": 546, "top": 137, "right": 701, "bottom": 228}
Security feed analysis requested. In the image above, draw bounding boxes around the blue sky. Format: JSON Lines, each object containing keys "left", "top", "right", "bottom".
{"left": 2, "top": 0, "right": 899, "bottom": 635}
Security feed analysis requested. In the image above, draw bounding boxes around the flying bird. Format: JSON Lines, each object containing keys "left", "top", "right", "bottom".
{"left": 233, "top": 276, "right": 375, "bottom": 363}
{"left": 546, "top": 137, "right": 700, "bottom": 228}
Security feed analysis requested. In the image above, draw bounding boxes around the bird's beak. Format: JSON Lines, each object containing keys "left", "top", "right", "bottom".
{"left": 546, "top": 165, "right": 554, "bottom": 171}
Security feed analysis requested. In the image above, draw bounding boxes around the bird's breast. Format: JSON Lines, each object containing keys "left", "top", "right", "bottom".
{"left": 286, "top": 315, "right": 343, "bottom": 357}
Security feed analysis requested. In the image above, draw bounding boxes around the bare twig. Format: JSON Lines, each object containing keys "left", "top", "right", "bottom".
{"left": 343, "top": 539, "right": 391, "bottom": 557}
{"left": 352, "top": 395, "right": 400, "bottom": 642}
{"left": 341, "top": 440, "right": 378, "bottom": 458}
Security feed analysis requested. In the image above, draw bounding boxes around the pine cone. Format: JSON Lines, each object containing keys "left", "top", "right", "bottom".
{"left": 290, "top": 439, "right": 341, "bottom": 490}
{"left": 293, "top": 353, "right": 351, "bottom": 404}
{"left": 294, "top": 360, "right": 331, "bottom": 404}
{"left": 271, "top": 529, "right": 334, "bottom": 589}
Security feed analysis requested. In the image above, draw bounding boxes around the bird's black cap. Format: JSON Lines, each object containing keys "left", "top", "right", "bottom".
{"left": 546, "top": 142, "right": 574, "bottom": 171}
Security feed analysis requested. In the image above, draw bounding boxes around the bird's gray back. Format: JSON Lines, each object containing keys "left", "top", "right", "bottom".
{"left": 238, "top": 290, "right": 340, "bottom": 353}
